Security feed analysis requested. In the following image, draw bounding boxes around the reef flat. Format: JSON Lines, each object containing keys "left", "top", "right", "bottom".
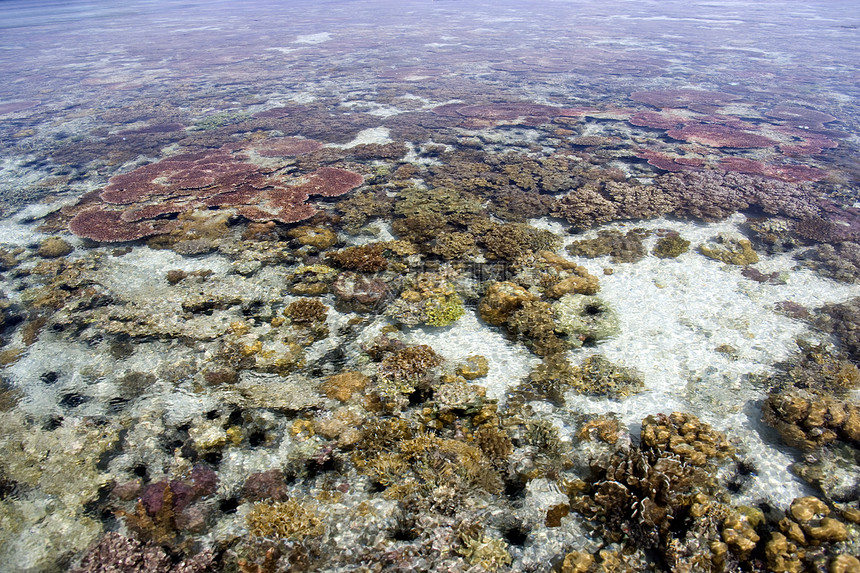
{"left": 1, "top": 0, "right": 859, "bottom": 571}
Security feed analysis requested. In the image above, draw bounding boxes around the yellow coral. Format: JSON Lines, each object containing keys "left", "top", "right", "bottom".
{"left": 246, "top": 499, "right": 324, "bottom": 540}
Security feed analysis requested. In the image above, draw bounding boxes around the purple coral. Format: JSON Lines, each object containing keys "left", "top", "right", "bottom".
{"left": 70, "top": 532, "right": 213, "bottom": 573}
{"left": 65, "top": 145, "right": 363, "bottom": 242}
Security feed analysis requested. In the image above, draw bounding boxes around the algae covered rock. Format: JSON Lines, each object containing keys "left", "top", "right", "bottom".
{"left": 698, "top": 235, "right": 759, "bottom": 265}
{"left": 37, "top": 237, "right": 74, "bottom": 259}
{"left": 554, "top": 293, "right": 620, "bottom": 347}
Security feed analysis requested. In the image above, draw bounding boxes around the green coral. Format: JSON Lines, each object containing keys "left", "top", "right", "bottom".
{"left": 652, "top": 232, "right": 691, "bottom": 259}
{"left": 554, "top": 294, "right": 620, "bottom": 347}
{"left": 423, "top": 293, "right": 465, "bottom": 327}
{"left": 698, "top": 236, "right": 759, "bottom": 265}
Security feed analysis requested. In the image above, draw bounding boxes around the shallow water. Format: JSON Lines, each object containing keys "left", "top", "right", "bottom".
{"left": 1, "top": 1, "right": 859, "bottom": 571}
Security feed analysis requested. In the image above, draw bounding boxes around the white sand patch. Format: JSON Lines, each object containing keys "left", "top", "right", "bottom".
{"left": 540, "top": 214, "right": 859, "bottom": 507}
{"left": 403, "top": 311, "right": 540, "bottom": 401}
{"left": 329, "top": 127, "right": 392, "bottom": 149}
{"left": 294, "top": 32, "right": 331, "bottom": 44}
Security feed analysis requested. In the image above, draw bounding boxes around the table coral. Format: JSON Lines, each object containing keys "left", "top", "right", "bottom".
{"left": 666, "top": 123, "right": 777, "bottom": 148}
{"left": 630, "top": 89, "right": 741, "bottom": 110}
{"left": 66, "top": 145, "right": 363, "bottom": 242}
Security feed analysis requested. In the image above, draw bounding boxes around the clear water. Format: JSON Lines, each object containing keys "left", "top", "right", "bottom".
{"left": 1, "top": 1, "right": 859, "bottom": 571}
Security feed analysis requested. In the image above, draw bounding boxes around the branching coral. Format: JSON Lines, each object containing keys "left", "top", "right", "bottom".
{"left": 246, "top": 499, "right": 325, "bottom": 540}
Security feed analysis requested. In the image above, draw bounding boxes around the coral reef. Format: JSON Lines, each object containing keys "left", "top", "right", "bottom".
{"left": 640, "top": 412, "right": 734, "bottom": 466}
{"left": 796, "top": 242, "right": 860, "bottom": 283}
{"left": 455, "top": 355, "right": 489, "bottom": 380}
{"left": 65, "top": 145, "right": 363, "bottom": 242}
{"left": 71, "top": 532, "right": 214, "bottom": 573}
{"left": 246, "top": 499, "right": 325, "bottom": 540}
{"left": 3, "top": 6, "right": 859, "bottom": 572}
{"left": 554, "top": 294, "right": 620, "bottom": 348}
{"left": 283, "top": 298, "right": 328, "bottom": 324}
{"left": 571, "top": 354, "right": 645, "bottom": 398}
{"left": 37, "top": 237, "right": 74, "bottom": 258}
{"left": 322, "top": 371, "right": 369, "bottom": 402}
{"left": 567, "top": 229, "right": 649, "bottom": 264}
{"left": 478, "top": 281, "right": 537, "bottom": 326}
{"left": 480, "top": 223, "right": 561, "bottom": 262}
{"left": 815, "top": 297, "right": 860, "bottom": 361}
{"left": 698, "top": 235, "right": 760, "bottom": 265}
{"left": 331, "top": 271, "right": 392, "bottom": 313}
{"left": 386, "top": 269, "right": 465, "bottom": 328}
{"left": 763, "top": 388, "right": 860, "bottom": 450}
{"left": 286, "top": 225, "right": 338, "bottom": 250}
{"left": 376, "top": 344, "right": 443, "bottom": 397}
{"left": 652, "top": 231, "right": 691, "bottom": 258}
{"left": 326, "top": 243, "right": 389, "bottom": 272}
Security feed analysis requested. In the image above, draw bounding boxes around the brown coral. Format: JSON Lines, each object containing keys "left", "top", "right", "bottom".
{"left": 763, "top": 388, "right": 860, "bottom": 450}
{"left": 640, "top": 412, "right": 734, "bottom": 466}
{"left": 478, "top": 281, "right": 536, "bottom": 326}
{"left": 283, "top": 298, "right": 328, "bottom": 324}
